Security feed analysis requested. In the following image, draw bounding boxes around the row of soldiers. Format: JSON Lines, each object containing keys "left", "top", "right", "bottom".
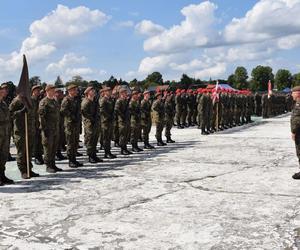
{"left": 0, "top": 83, "right": 177, "bottom": 185}
{"left": 0, "top": 82, "right": 293, "bottom": 185}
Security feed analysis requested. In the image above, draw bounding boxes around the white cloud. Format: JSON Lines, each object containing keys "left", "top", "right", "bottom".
{"left": 194, "top": 63, "right": 227, "bottom": 79}
{"left": 46, "top": 53, "right": 87, "bottom": 73}
{"left": 143, "top": 1, "right": 218, "bottom": 53}
{"left": 118, "top": 20, "right": 135, "bottom": 28}
{"left": 0, "top": 4, "right": 109, "bottom": 81}
{"left": 65, "top": 67, "right": 94, "bottom": 76}
{"left": 135, "top": 20, "right": 165, "bottom": 36}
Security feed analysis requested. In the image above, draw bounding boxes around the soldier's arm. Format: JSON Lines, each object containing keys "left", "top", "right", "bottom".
{"left": 81, "top": 100, "right": 94, "bottom": 121}
{"left": 38, "top": 100, "right": 47, "bottom": 130}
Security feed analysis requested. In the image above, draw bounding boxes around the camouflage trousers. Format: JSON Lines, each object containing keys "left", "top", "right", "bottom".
{"left": 141, "top": 120, "right": 151, "bottom": 143}
{"left": 155, "top": 121, "right": 164, "bottom": 142}
{"left": 181, "top": 110, "right": 187, "bottom": 125}
{"left": 84, "top": 122, "right": 100, "bottom": 155}
{"left": 42, "top": 129, "right": 59, "bottom": 166}
{"left": 118, "top": 122, "right": 130, "bottom": 148}
{"left": 65, "top": 123, "right": 79, "bottom": 159}
{"left": 14, "top": 132, "right": 34, "bottom": 173}
{"left": 295, "top": 134, "right": 300, "bottom": 166}
{"left": 102, "top": 123, "right": 113, "bottom": 151}
{"left": 130, "top": 121, "right": 140, "bottom": 145}
{"left": 34, "top": 127, "right": 43, "bottom": 158}
{"left": 164, "top": 118, "right": 173, "bottom": 138}
{"left": 175, "top": 109, "right": 182, "bottom": 125}
{"left": 0, "top": 133, "right": 9, "bottom": 172}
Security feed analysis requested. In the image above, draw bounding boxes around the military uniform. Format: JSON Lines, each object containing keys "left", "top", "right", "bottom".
{"left": 152, "top": 94, "right": 166, "bottom": 146}
{"left": 81, "top": 89, "right": 102, "bottom": 163}
{"left": 9, "top": 96, "right": 36, "bottom": 177}
{"left": 61, "top": 86, "right": 82, "bottom": 167}
{"left": 39, "top": 91, "right": 61, "bottom": 173}
{"left": 140, "top": 93, "right": 153, "bottom": 149}
{"left": 129, "top": 93, "right": 143, "bottom": 152}
{"left": 164, "top": 94, "right": 175, "bottom": 143}
{"left": 0, "top": 95, "right": 14, "bottom": 185}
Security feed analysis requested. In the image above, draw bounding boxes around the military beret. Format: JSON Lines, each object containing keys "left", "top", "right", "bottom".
{"left": 31, "top": 85, "right": 41, "bottom": 92}
{"left": 45, "top": 84, "right": 55, "bottom": 91}
{"left": 1, "top": 83, "right": 9, "bottom": 89}
{"left": 67, "top": 84, "right": 78, "bottom": 91}
{"left": 143, "top": 90, "right": 150, "bottom": 95}
{"left": 292, "top": 86, "right": 300, "bottom": 92}
{"left": 132, "top": 90, "right": 139, "bottom": 95}
{"left": 155, "top": 92, "right": 162, "bottom": 98}
{"left": 84, "top": 86, "right": 94, "bottom": 95}
{"left": 55, "top": 88, "right": 63, "bottom": 93}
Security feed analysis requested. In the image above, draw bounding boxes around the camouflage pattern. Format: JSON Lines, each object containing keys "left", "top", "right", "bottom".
{"left": 0, "top": 100, "right": 10, "bottom": 172}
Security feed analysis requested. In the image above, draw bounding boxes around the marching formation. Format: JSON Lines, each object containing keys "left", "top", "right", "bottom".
{"left": 0, "top": 81, "right": 293, "bottom": 186}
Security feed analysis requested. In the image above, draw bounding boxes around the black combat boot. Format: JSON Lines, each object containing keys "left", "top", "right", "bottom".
{"left": 132, "top": 143, "right": 143, "bottom": 152}
{"left": 76, "top": 151, "right": 83, "bottom": 157}
{"left": 104, "top": 149, "right": 117, "bottom": 159}
{"left": 89, "top": 155, "right": 98, "bottom": 164}
{"left": 144, "top": 141, "right": 155, "bottom": 149}
{"left": 292, "top": 172, "right": 300, "bottom": 179}
{"left": 114, "top": 141, "right": 120, "bottom": 147}
{"left": 75, "top": 158, "right": 83, "bottom": 167}
{"left": 166, "top": 137, "right": 175, "bottom": 143}
{"left": 0, "top": 169, "right": 14, "bottom": 185}
{"left": 35, "top": 156, "right": 44, "bottom": 165}
{"left": 46, "top": 164, "right": 57, "bottom": 173}
{"left": 30, "top": 170, "right": 40, "bottom": 177}
{"left": 121, "top": 147, "right": 130, "bottom": 155}
{"left": 68, "top": 156, "right": 78, "bottom": 168}
{"left": 55, "top": 151, "right": 66, "bottom": 161}
{"left": 157, "top": 140, "right": 167, "bottom": 146}
{"left": 52, "top": 161, "right": 63, "bottom": 172}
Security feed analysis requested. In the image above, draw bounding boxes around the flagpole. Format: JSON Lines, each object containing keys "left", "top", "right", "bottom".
{"left": 25, "top": 112, "right": 30, "bottom": 178}
{"left": 216, "top": 102, "right": 219, "bottom": 132}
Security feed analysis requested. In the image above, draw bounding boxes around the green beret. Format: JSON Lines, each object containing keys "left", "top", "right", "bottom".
{"left": 45, "top": 84, "right": 55, "bottom": 91}
{"left": 67, "top": 84, "right": 78, "bottom": 91}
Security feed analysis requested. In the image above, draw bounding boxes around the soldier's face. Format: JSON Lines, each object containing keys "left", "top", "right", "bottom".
{"left": 47, "top": 89, "right": 55, "bottom": 98}
{"left": 0, "top": 89, "right": 5, "bottom": 100}
{"left": 32, "top": 89, "right": 40, "bottom": 97}
{"left": 292, "top": 91, "right": 300, "bottom": 101}
{"left": 88, "top": 89, "right": 95, "bottom": 99}
{"left": 144, "top": 93, "right": 150, "bottom": 100}
{"left": 3, "top": 87, "right": 8, "bottom": 97}
{"left": 69, "top": 88, "right": 78, "bottom": 97}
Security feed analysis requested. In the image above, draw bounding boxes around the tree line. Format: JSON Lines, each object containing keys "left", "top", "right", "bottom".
{"left": 3, "top": 65, "right": 300, "bottom": 93}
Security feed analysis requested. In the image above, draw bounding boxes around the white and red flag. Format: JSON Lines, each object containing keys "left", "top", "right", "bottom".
{"left": 267, "top": 80, "right": 272, "bottom": 98}
{"left": 212, "top": 80, "right": 219, "bottom": 103}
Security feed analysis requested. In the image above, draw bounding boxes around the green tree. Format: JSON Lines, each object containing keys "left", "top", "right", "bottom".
{"left": 29, "top": 76, "right": 41, "bottom": 87}
{"left": 180, "top": 74, "right": 194, "bottom": 89}
{"left": 66, "top": 75, "right": 88, "bottom": 88}
{"left": 54, "top": 76, "right": 63, "bottom": 87}
{"left": 275, "top": 69, "right": 292, "bottom": 90}
{"left": 233, "top": 66, "right": 248, "bottom": 89}
{"left": 250, "top": 65, "right": 274, "bottom": 91}
{"left": 145, "top": 72, "right": 163, "bottom": 85}
{"left": 227, "top": 74, "right": 236, "bottom": 87}
{"left": 292, "top": 73, "right": 300, "bottom": 87}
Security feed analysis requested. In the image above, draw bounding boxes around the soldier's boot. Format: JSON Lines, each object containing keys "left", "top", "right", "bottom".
{"left": 46, "top": 164, "right": 57, "bottom": 173}
{"left": 76, "top": 151, "right": 83, "bottom": 157}
{"left": 51, "top": 161, "right": 63, "bottom": 172}
{"left": 114, "top": 141, "right": 120, "bottom": 147}
{"left": 157, "top": 139, "right": 167, "bottom": 146}
{"left": 0, "top": 169, "right": 14, "bottom": 185}
{"left": 88, "top": 154, "right": 98, "bottom": 164}
{"left": 68, "top": 156, "right": 78, "bottom": 168}
{"left": 35, "top": 156, "right": 44, "bottom": 165}
{"left": 121, "top": 147, "right": 130, "bottom": 155}
{"left": 177, "top": 124, "right": 183, "bottom": 129}
{"left": 292, "top": 172, "right": 300, "bottom": 179}
{"left": 132, "top": 143, "right": 143, "bottom": 152}
{"left": 144, "top": 141, "right": 155, "bottom": 149}
{"left": 55, "top": 151, "right": 66, "bottom": 161}
{"left": 29, "top": 170, "right": 40, "bottom": 177}
{"left": 7, "top": 153, "right": 15, "bottom": 162}
{"left": 75, "top": 157, "right": 83, "bottom": 167}
{"left": 104, "top": 150, "right": 117, "bottom": 159}
{"left": 166, "top": 136, "right": 175, "bottom": 143}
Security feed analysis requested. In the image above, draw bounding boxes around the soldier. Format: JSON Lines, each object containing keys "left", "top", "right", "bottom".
{"left": 129, "top": 91, "right": 143, "bottom": 152}
{"left": 31, "top": 85, "right": 44, "bottom": 165}
{"left": 39, "top": 85, "right": 62, "bottom": 173}
{"left": 0, "top": 86, "right": 14, "bottom": 185}
{"left": 164, "top": 92, "right": 176, "bottom": 143}
{"left": 141, "top": 90, "right": 154, "bottom": 149}
{"left": 81, "top": 87, "right": 102, "bottom": 163}
{"left": 262, "top": 93, "right": 269, "bottom": 118}
{"left": 61, "top": 84, "right": 83, "bottom": 168}
{"left": 115, "top": 88, "right": 132, "bottom": 155}
{"left": 10, "top": 93, "right": 40, "bottom": 179}
{"left": 54, "top": 89, "right": 67, "bottom": 161}
{"left": 152, "top": 92, "right": 166, "bottom": 146}
{"left": 1, "top": 83, "right": 15, "bottom": 162}
{"left": 99, "top": 87, "right": 117, "bottom": 159}
{"left": 290, "top": 86, "right": 300, "bottom": 179}
{"left": 175, "top": 89, "right": 183, "bottom": 128}
{"left": 181, "top": 89, "right": 188, "bottom": 127}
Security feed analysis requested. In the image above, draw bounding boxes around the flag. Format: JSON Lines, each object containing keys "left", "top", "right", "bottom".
{"left": 267, "top": 80, "right": 272, "bottom": 98}
{"left": 17, "top": 55, "right": 32, "bottom": 109}
{"left": 212, "top": 80, "right": 219, "bottom": 103}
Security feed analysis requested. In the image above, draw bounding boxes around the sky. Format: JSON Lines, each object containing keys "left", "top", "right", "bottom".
{"left": 0, "top": 0, "right": 300, "bottom": 84}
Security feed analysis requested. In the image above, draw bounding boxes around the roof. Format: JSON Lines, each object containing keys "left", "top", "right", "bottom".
{"left": 206, "top": 83, "right": 237, "bottom": 91}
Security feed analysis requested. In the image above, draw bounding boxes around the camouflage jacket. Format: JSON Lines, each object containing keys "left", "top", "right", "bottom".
{"left": 0, "top": 100, "right": 10, "bottom": 136}
{"left": 38, "top": 97, "right": 60, "bottom": 132}
{"left": 291, "top": 101, "right": 300, "bottom": 134}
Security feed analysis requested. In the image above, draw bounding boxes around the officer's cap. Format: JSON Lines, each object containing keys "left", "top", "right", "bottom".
{"left": 67, "top": 84, "right": 78, "bottom": 91}
{"left": 45, "top": 84, "right": 56, "bottom": 92}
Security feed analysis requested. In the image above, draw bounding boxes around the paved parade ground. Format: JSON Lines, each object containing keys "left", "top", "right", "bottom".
{"left": 1, "top": 114, "right": 300, "bottom": 249}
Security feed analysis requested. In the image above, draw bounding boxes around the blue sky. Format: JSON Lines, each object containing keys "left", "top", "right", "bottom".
{"left": 0, "top": 0, "right": 299, "bottom": 83}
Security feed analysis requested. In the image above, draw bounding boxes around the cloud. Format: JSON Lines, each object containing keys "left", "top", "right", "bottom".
{"left": 117, "top": 20, "right": 135, "bottom": 28}
{"left": 46, "top": 53, "right": 87, "bottom": 73}
{"left": 130, "top": 0, "right": 300, "bottom": 80}
{"left": 135, "top": 20, "right": 165, "bottom": 36}
{"left": 65, "top": 67, "right": 94, "bottom": 76}
{"left": 0, "top": 4, "right": 109, "bottom": 81}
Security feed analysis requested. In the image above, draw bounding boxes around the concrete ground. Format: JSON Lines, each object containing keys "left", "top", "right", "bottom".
{"left": 1, "top": 114, "right": 300, "bottom": 250}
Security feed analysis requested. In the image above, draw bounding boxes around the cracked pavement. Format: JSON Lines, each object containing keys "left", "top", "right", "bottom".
{"left": 1, "top": 114, "right": 300, "bottom": 249}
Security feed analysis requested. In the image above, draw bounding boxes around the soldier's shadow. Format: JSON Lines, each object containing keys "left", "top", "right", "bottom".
{"left": 0, "top": 140, "right": 197, "bottom": 193}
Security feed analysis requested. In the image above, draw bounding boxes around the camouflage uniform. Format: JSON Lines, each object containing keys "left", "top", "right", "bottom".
{"left": 32, "top": 95, "right": 43, "bottom": 163}
{"left": 152, "top": 95, "right": 166, "bottom": 145}
{"left": 39, "top": 96, "right": 60, "bottom": 171}
{"left": 141, "top": 97, "right": 153, "bottom": 149}
{"left": 164, "top": 95, "right": 176, "bottom": 143}
{"left": 129, "top": 96, "right": 143, "bottom": 151}
{"left": 9, "top": 96, "right": 35, "bottom": 174}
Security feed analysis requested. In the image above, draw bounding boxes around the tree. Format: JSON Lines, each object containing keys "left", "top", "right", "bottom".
{"left": 227, "top": 74, "right": 236, "bottom": 87}
{"left": 180, "top": 74, "right": 194, "bottom": 89}
{"left": 66, "top": 75, "right": 88, "bottom": 88}
{"left": 292, "top": 73, "right": 300, "bottom": 87}
{"left": 29, "top": 76, "right": 41, "bottom": 87}
{"left": 250, "top": 65, "right": 274, "bottom": 91}
{"left": 275, "top": 69, "right": 292, "bottom": 90}
{"left": 145, "top": 72, "right": 163, "bottom": 85}
{"left": 233, "top": 66, "right": 248, "bottom": 89}
{"left": 54, "top": 76, "right": 63, "bottom": 87}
